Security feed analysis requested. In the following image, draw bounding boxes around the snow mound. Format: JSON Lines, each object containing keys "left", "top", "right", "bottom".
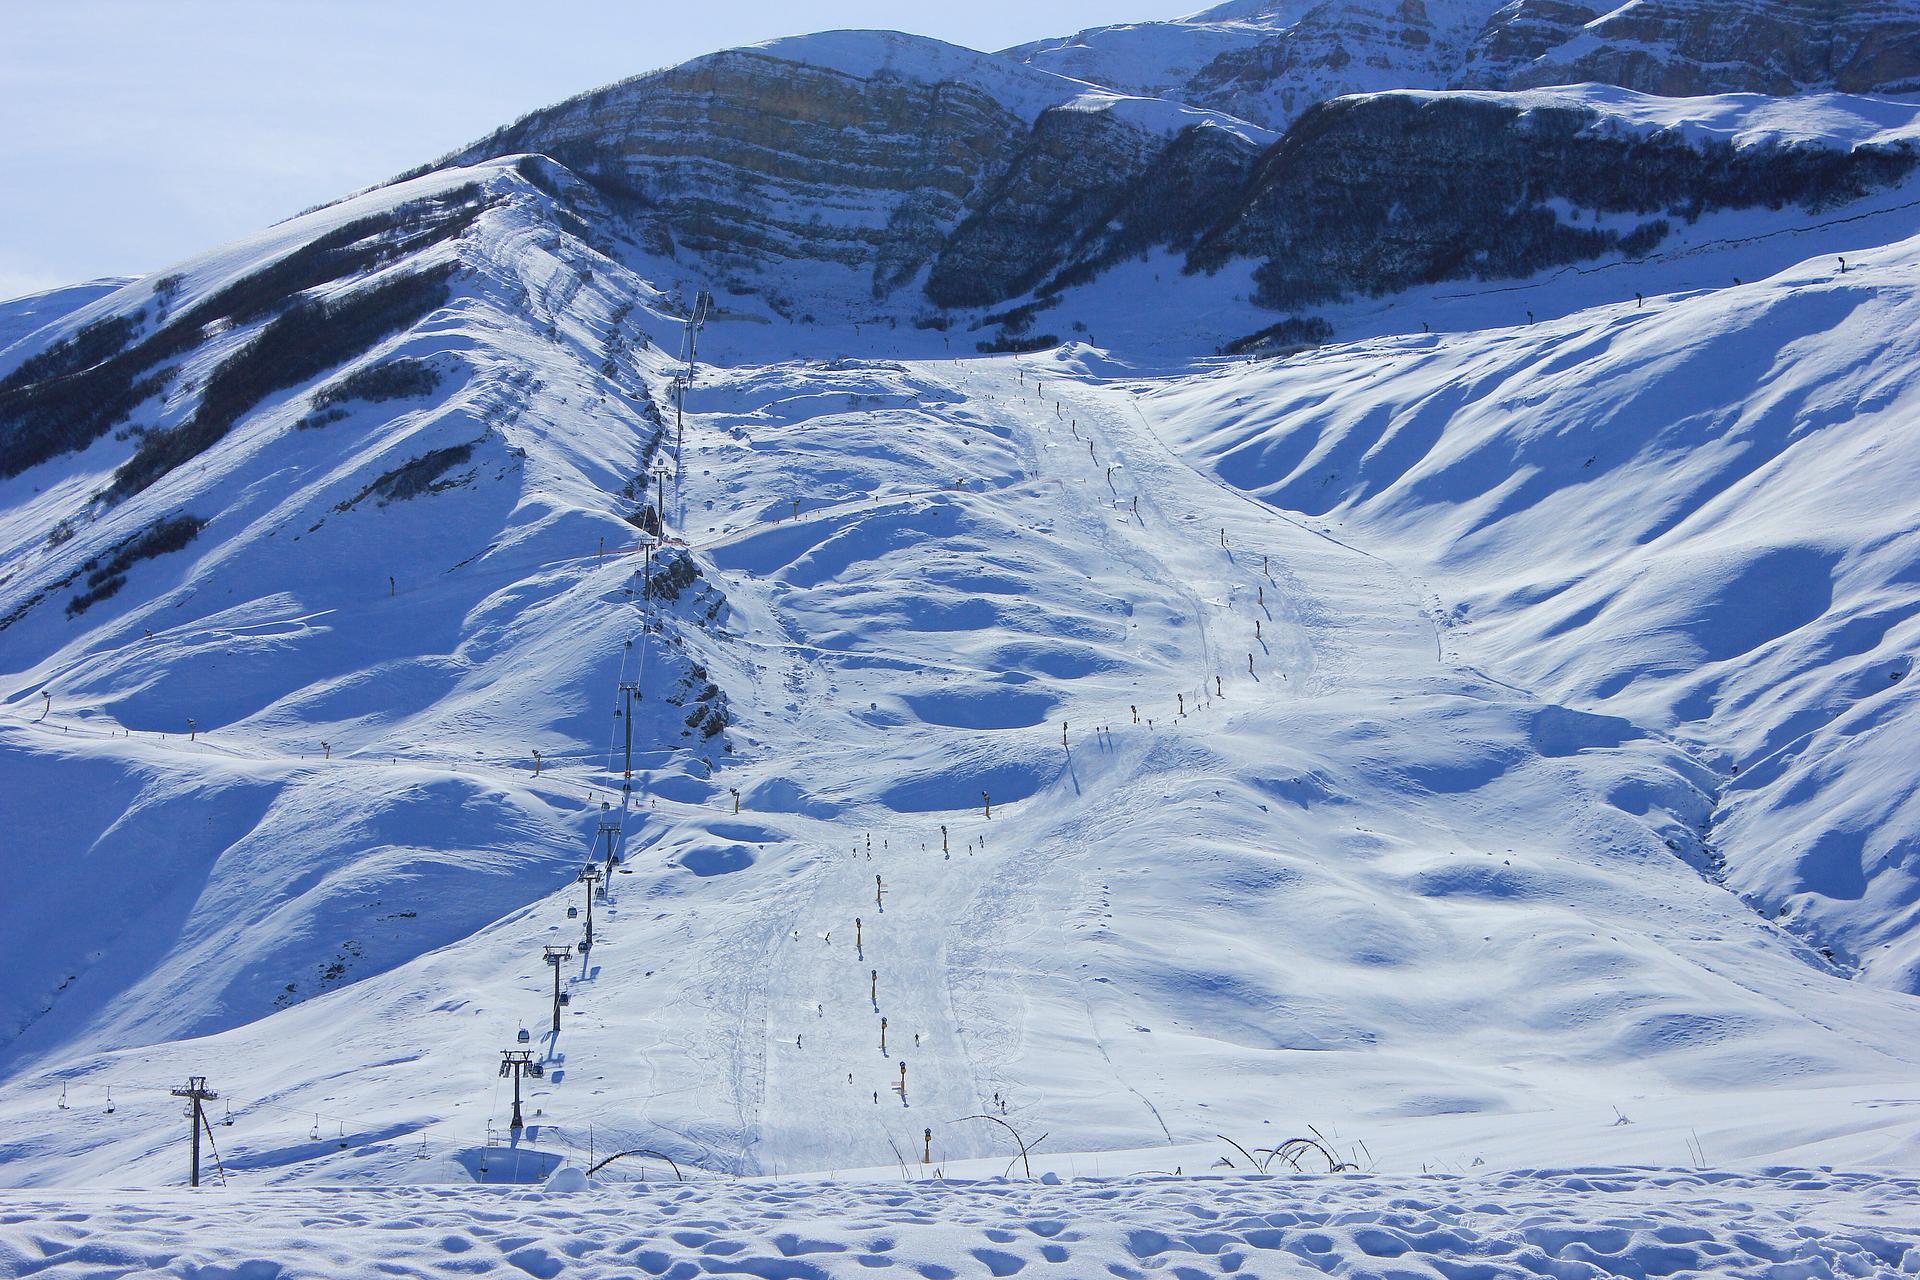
{"left": 541, "top": 1164, "right": 588, "bottom": 1192}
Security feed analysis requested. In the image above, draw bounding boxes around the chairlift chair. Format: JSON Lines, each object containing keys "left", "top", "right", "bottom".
{"left": 558, "top": 992, "right": 571, "bottom": 1007}
{"left": 567, "top": 906, "right": 579, "bottom": 919}
{"left": 517, "top": 1028, "right": 531, "bottom": 1044}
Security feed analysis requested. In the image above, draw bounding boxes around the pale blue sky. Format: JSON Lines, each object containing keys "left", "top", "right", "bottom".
{"left": 0, "top": 1, "right": 1194, "bottom": 300}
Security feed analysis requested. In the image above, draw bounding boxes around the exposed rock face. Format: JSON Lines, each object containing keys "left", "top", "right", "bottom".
{"left": 1190, "top": 94, "right": 1914, "bottom": 308}
{"left": 925, "top": 105, "right": 1183, "bottom": 307}
{"left": 1167, "top": 0, "right": 1499, "bottom": 130}
{"left": 1462, "top": 0, "right": 1920, "bottom": 95}
{"left": 1010, "top": 0, "right": 1920, "bottom": 131}
{"left": 431, "top": 37, "right": 1069, "bottom": 308}
{"left": 1013, "top": 0, "right": 1501, "bottom": 133}
{"left": 403, "top": 24, "right": 1916, "bottom": 323}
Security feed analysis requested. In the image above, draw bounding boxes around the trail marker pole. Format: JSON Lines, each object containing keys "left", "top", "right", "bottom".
{"left": 856, "top": 917, "right": 863, "bottom": 952}
{"left": 941, "top": 824, "right": 948, "bottom": 854}
{"left": 169, "top": 1076, "right": 217, "bottom": 1187}
{"left": 544, "top": 945, "right": 573, "bottom": 1036}
{"left": 982, "top": 792, "right": 992, "bottom": 820}
{"left": 875, "top": 874, "right": 885, "bottom": 908}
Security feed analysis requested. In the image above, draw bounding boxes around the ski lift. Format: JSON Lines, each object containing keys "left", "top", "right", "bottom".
{"left": 221, "top": 1099, "right": 234, "bottom": 1127}
{"left": 517, "top": 1028, "right": 531, "bottom": 1044}
{"left": 57, "top": 1083, "right": 69, "bottom": 1111}
{"left": 103, "top": 1089, "right": 115, "bottom": 1115}
{"left": 337, "top": 1123, "right": 348, "bottom": 1150}
{"left": 567, "top": 906, "right": 579, "bottom": 919}
{"left": 557, "top": 992, "right": 571, "bottom": 1007}
{"left": 310, "top": 1115, "right": 321, "bottom": 1141}
{"left": 527, "top": 1063, "right": 544, "bottom": 1079}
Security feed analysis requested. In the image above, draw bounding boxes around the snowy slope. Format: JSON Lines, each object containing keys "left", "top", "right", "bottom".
{"left": 1151, "top": 221, "right": 1920, "bottom": 994}
{"left": 0, "top": 158, "right": 737, "bottom": 1071}
{"left": 1, "top": 20, "right": 1919, "bottom": 1216}
{"left": 4, "top": 227, "right": 1920, "bottom": 1191}
{"left": 0, "top": 281, "right": 129, "bottom": 354}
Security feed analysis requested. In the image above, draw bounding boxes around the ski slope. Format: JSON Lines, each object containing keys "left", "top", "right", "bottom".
{"left": 0, "top": 63, "right": 1916, "bottom": 1259}
{"left": 5, "top": 223, "right": 1920, "bottom": 1191}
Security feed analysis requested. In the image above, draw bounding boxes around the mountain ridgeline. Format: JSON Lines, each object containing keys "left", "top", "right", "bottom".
{"left": 390, "top": 24, "right": 1918, "bottom": 329}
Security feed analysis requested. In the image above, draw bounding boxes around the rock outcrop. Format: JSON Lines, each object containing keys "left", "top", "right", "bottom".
{"left": 425, "top": 34, "right": 1084, "bottom": 311}
{"left": 395, "top": 21, "right": 1919, "bottom": 321}
{"left": 1461, "top": 0, "right": 1920, "bottom": 96}
{"left": 1011, "top": 0, "right": 1920, "bottom": 132}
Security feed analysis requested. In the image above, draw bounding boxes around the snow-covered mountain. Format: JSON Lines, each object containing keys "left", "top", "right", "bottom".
{"left": 378, "top": 28, "right": 1918, "bottom": 320}
{"left": 2, "top": 0, "right": 1920, "bottom": 1210}
{"left": 1011, "top": 0, "right": 1920, "bottom": 131}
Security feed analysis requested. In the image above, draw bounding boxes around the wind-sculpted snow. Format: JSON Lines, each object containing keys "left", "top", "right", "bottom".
{"left": 6, "top": 1167, "right": 1920, "bottom": 1279}
{"left": 1155, "top": 222, "right": 1920, "bottom": 994}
